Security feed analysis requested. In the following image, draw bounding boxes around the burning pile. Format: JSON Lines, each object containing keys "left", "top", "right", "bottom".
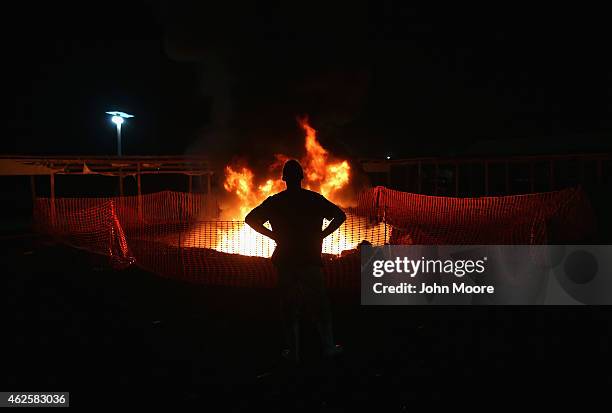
{"left": 222, "top": 117, "right": 350, "bottom": 220}
{"left": 203, "top": 116, "right": 381, "bottom": 257}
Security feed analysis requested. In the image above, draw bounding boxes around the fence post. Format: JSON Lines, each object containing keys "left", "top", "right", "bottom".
{"left": 30, "top": 175, "right": 36, "bottom": 205}
{"left": 434, "top": 163, "right": 439, "bottom": 195}
{"left": 178, "top": 195, "right": 184, "bottom": 277}
{"left": 484, "top": 161, "right": 489, "bottom": 196}
{"left": 417, "top": 161, "right": 422, "bottom": 194}
{"left": 137, "top": 163, "right": 143, "bottom": 223}
{"left": 505, "top": 161, "right": 510, "bottom": 194}
{"left": 454, "top": 163, "right": 459, "bottom": 196}
{"left": 50, "top": 173, "right": 56, "bottom": 227}
{"left": 383, "top": 205, "right": 388, "bottom": 244}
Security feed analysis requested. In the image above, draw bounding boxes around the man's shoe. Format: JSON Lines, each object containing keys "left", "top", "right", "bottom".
{"left": 324, "top": 344, "right": 344, "bottom": 358}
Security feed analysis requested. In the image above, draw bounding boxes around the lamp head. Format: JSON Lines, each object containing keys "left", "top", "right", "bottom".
{"left": 111, "top": 115, "right": 124, "bottom": 125}
{"left": 106, "top": 111, "right": 134, "bottom": 124}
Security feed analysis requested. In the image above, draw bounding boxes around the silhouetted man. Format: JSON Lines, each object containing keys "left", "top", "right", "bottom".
{"left": 245, "top": 159, "right": 346, "bottom": 362}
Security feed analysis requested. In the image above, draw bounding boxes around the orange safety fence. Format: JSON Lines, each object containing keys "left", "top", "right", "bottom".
{"left": 33, "top": 186, "right": 595, "bottom": 289}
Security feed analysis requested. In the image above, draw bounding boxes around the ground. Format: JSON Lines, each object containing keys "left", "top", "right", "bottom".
{"left": 3, "top": 234, "right": 610, "bottom": 410}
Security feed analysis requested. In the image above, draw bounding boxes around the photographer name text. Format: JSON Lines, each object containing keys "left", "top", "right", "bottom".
{"left": 371, "top": 257, "right": 494, "bottom": 295}
{"left": 373, "top": 282, "right": 495, "bottom": 294}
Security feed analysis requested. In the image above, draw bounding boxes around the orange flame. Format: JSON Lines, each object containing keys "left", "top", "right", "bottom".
{"left": 298, "top": 116, "right": 350, "bottom": 198}
{"left": 222, "top": 116, "right": 351, "bottom": 221}
{"left": 194, "top": 116, "right": 374, "bottom": 258}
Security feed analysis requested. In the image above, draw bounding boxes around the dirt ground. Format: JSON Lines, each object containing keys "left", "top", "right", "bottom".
{"left": 3, "top": 234, "right": 610, "bottom": 410}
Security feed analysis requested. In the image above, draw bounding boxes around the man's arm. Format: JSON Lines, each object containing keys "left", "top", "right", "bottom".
{"left": 245, "top": 200, "right": 277, "bottom": 241}
{"left": 320, "top": 198, "right": 347, "bottom": 239}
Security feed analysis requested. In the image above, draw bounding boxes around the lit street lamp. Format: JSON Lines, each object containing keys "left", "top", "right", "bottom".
{"left": 105, "top": 111, "right": 134, "bottom": 156}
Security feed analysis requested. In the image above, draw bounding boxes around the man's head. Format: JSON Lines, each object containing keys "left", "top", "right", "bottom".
{"left": 282, "top": 159, "right": 304, "bottom": 184}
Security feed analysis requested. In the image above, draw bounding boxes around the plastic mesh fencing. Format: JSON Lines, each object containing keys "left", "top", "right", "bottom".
{"left": 365, "top": 186, "right": 595, "bottom": 245}
{"left": 33, "top": 186, "right": 595, "bottom": 289}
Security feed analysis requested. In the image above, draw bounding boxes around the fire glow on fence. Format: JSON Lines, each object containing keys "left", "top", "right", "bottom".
{"left": 179, "top": 214, "right": 388, "bottom": 258}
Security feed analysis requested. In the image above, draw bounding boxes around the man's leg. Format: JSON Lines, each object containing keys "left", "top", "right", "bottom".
{"left": 277, "top": 266, "right": 301, "bottom": 362}
{"left": 301, "top": 266, "right": 342, "bottom": 356}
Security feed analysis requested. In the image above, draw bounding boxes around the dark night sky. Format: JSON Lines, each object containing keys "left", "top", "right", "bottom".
{"left": 4, "top": 2, "right": 611, "bottom": 162}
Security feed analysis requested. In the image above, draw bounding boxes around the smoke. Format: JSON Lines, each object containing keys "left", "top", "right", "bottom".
{"left": 185, "top": 55, "right": 237, "bottom": 172}
{"left": 159, "top": 2, "right": 374, "bottom": 196}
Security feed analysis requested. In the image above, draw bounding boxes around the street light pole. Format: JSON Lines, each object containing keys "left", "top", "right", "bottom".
{"left": 115, "top": 118, "right": 123, "bottom": 156}
{"left": 106, "top": 111, "right": 134, "bottom": 157}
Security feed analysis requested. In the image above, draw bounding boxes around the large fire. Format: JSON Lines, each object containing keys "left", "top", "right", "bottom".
{"left": 222, "top": 117, "right": 350, "bottom": 221}
{"left": 182, "top": 117, "right": 385, "bottom": 257}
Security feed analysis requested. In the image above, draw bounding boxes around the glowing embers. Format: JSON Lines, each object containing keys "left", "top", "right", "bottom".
{"left": 180, "top": 213, "right": 388, "bottom": 258}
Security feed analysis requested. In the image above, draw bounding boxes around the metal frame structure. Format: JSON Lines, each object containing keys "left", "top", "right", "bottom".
{"left": 0, "top": 155, "right": 215, "bottom": 226}
{"left": 360, "top": 153, "right": 611, "bottom": 196}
